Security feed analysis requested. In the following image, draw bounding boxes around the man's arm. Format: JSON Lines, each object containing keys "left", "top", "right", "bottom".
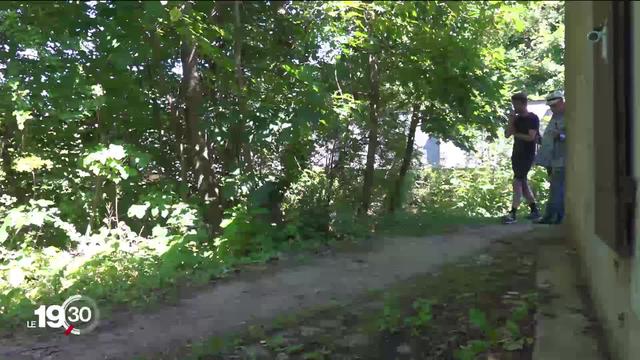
{"left": 513, "top": 114, "right": 539, "bottom": 142}
{"left": 505, "top": 126, "right": 514, "bottom": 138}
{"left": 549, "top": 119, "right": 566, "bottom": 141}
{"left": 504, "top": 114, "right": 515, "bottom": 138}
{"left": 513, "top": 129, "right": 538, "bottom": 142}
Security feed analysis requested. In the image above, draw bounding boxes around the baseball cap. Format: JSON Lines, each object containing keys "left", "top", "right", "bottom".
{"left": 546, "top": 90, "right": 564, "bottom": 105}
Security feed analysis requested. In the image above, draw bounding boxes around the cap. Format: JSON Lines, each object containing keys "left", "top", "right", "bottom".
{"left": 546, "top": 90, "right": 564, "bottom": 105}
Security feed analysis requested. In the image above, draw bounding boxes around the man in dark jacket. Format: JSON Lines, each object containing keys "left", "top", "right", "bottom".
{"left": 502, "top": 92, "right": 541, "bottom": 224}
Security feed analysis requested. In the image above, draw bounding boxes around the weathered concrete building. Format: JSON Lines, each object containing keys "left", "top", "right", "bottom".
{"left": 565, "top": 2, "right": 640, "bottom": 359}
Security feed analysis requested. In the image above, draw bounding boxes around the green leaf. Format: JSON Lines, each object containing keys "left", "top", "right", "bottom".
{"left": 469, "top": 308, "right": 490, "bottom": 334}
{"left": 13, "top": 155, "right": 53, "bottom": 173}
{"left": 12, "top": 110, "right": 32, "bottom": 130}
{"left": 220, "top": 218, "right": 233, "bottom": 229}
{"left": 169, "top": 7, "right": 182, "bottom": 22}
{"left": 128, "top": 203, "right": 150, "bottom": 219}
{"left": 502, "top": 337, "right": 525, "bottom": 351}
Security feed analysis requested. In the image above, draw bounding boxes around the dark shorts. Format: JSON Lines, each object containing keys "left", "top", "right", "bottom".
{"left": 512, "top": 158, "right": 534, "bottom": 180}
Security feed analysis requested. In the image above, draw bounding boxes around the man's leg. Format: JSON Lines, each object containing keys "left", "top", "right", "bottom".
{"left": 522, "top": 179, "right": 536, "bottom": 204}
{"left": 540, "top": 180, "right": 557, "bottom": 223}
{"left": 512, "top": 178, "right": 523, "bottom": 210}
{"left": 520, "top": 162, "right": 540, "bottom": 219}
{"left": 502, "top": 177, "right": 522, "bottom": 224}
{"left": 503, "top": 161, "right": 524, "bottom": 224}
{"left": 552, "top": 167, "right": 565, "bottom": 223}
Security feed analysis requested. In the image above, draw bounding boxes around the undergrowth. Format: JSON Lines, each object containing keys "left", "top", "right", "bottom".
{"left": 0, "top": 165, "right": 548, "bottom": 332}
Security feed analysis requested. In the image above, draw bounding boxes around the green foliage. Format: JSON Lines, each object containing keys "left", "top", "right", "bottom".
{"left": 469, "top": 308, "right": 490, "bottom": 334}
{"left": 0, "top": 199, "right": 80, "bottom": 249}
{"left": 216, "top": 204, "right": 280, "bottom": 259}
{"left": 13, "top": 155, "right": 53, "bottom": 174}
{"left": 404, "top": 298, "right": 434, "bottom": 335}
{"left": 282, "top": 169, "right": 331, "bottom": 240}
{"left": 410, "top": 165, "right": 549, "bottom": 218}
{"left": 455, "top": 292, "right": 536, "bottom": 359}
{"left": 82, "top": 144, "right": 138, "bottom": 184}
{"left": 0, "top": 0, "right": 562, "bottom": 333}
{"left": 499, "top": 1, "right": 565, "bottom": 96}
{"left": 455, "top": 339, "right": 491, "bottom": 360}
{"left": 378, "top": 295, "right": 403, "bottom": 333}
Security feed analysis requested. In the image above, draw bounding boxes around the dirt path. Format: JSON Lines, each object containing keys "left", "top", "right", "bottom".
{"left": 0, "top": 224, "right": 535, "bottom": 360}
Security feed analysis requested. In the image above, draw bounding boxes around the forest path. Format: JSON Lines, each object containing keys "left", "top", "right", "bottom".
{"left": 0, "top": 224, "right": 536, "bottom": 360}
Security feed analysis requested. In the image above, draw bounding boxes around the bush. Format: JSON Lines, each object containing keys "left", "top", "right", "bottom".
{"left": 283, "top": 169, "right": 372, "bottom": 242}
{"left": 409, "top": 165, "right": 549, "bottom": 218}
{"left": 282, "top": 169, "right": 331, "bottom": 240}
{"left": 215, "top": 204, "right": 282, "bottom": 259}
{"left": 0, "top": 196, "right": 217, "bottom": 331}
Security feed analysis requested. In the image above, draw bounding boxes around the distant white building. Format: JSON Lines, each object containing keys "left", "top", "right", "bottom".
{"left": 424, "top": 137, "right": 441, "bottom": 167}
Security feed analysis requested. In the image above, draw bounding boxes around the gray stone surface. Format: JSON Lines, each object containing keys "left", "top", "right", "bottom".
{"left": 532, "top": 244, "right": 605, "bottom": 360}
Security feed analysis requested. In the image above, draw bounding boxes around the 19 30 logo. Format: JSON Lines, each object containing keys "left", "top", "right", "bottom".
{"left": 26, "top": 295, "right": 100, "bottom": 336}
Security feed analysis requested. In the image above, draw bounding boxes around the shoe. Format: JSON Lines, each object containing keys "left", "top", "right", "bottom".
{"left": 526, "top": 209, "right": 542, "bottom": 221}
{"left": 535, "top": 217, "right": 554, "bottom": 225}
{"left": 502, "top": 212, "right": 517, "bottom": 224}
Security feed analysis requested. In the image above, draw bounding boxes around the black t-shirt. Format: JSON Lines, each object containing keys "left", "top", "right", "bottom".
{"left": 512, "top": 112, "right": 540, "bottom": 161}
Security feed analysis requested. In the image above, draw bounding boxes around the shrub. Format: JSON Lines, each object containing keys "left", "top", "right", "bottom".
{"left": 282, "top": 169, "right": 331, "bottom": 240}
{"left": 409, "top": 165, "right": 549, "bottom": 218}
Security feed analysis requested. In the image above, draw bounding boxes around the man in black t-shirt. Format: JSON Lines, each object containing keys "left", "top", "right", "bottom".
{"left": 502, "top": 92, "right": 541, "bottom": 224}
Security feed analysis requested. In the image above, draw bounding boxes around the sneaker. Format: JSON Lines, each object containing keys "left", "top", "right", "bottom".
{"left": 502, "top": 212, "right": 517, "bottom": 224}
{"left": 527, "top": 209, "right": 542, "bottom": 221}
{"left": 535, "top": 217, "right": 554, "bottom": 225}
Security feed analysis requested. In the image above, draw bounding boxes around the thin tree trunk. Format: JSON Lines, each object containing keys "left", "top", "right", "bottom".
{"left": 388, "top": 105, "right": 420, "bottom": 213}
{"left": 90, "top": 109, "right": 108, "bottom": 227}
{"left": 180, "top": 8, "right": 223, "bottom": 231}
{"left": 0, "top": 119, "right": 19, "bottom": 200}
{"left": 168, "top": 97, "right": 189, "bottom": 195}
{"left": 359, "top": 10, "right": 380, "bottom": 216}
{"left": 229, "top": 0, "right": 253, "bottom": 176}
{"left": 148, "top": 33, "right": 171, "bottom": 177}
{"left": 324, "top": 135, "right": 347, "bottom": 225}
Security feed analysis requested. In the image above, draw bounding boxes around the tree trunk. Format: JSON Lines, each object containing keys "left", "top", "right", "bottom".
{"left": 324, "top": 136, "right": 345, "bottom": 219}
{"left": 359, "top": 10, "right": 380, "bottom": 216}
{"left": 229, "top": 0, "right": 253, "bottom": 176}
{"left": 0, "top": 119, "right": 19, "bottom": 200}
{"left": 180, "top": 11, "right": 223, "bottom": 231}
{"left": 148, "top": 35, "right": 172, "bottom": 177}
{"left": 90, "top": 109, "right": 108, "bottom": 227}
{"left": 387, "top": 104, "right": 420, "bottom": 213}
{"left": 168, "top": 97, "right": 190, "bottom": 195}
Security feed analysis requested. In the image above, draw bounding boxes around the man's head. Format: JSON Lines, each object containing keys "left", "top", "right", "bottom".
{"left": 545, "top": 90, "right": 565, "bottom": 114}
{"left": 511, "top": 92, "right": 528, "bottom": 114}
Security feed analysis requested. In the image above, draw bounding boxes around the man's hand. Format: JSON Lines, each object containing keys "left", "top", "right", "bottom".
{"left": 504, "top": 111, "right": 516, "bottom": 138}
{"left": 547, "top": 128, "right": 565, "bottom": 140}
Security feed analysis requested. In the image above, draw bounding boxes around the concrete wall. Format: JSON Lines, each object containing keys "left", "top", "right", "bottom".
{"left": 565, "top": 2, "right": 640, "bottom": 359}
{"left": 629, "top": 1, "right": 640, "bottom": 357}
